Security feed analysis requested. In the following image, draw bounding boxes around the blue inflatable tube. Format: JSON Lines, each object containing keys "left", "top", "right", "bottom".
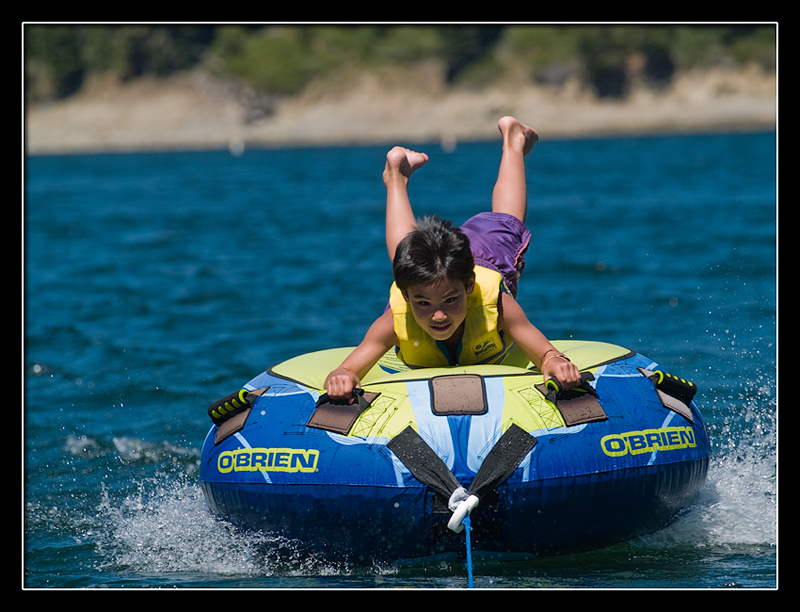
{"left": 200, "top": 341, "right": 709, "bottom": 560}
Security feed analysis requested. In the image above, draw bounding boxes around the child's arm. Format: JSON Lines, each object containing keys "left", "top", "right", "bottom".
{"left": 498, "top": 293, "right": 582, "bottom": 388}
{"left": 383, "top": 146, "right": 429, "bottom": 261}
{"left": 325, "top": 309, "right": 397, "bottom": 400}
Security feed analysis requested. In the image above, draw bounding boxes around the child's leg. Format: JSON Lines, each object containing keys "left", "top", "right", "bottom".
{"left": 491, "top": 117, "right": 539, "bottom": 224}
{"left": 383, "top": 146, "right": 429, "bottom": 262}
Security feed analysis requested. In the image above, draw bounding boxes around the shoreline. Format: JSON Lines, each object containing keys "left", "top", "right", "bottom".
{"left": 24, "top": 68, "right": 776, "bottom": 156}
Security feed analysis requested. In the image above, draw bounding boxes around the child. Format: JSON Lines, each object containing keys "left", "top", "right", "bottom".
{"left": 324, "top": 117, "right": 581, "bottom": 400}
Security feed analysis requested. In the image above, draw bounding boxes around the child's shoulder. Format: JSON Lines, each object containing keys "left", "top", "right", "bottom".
{"left": 497, "top": 291, "right": 525, "bottom": 326}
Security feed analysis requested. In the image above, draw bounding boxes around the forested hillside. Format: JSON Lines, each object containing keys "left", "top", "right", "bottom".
{"left": 24, "top": 24, "right": 777, "bottom": 103}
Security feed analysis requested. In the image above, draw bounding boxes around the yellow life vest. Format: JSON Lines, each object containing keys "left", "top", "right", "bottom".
{"left": 389, "top": 265, "right": 513, "bottom": 368}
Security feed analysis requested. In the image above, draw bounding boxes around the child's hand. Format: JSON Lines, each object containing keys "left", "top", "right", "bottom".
{"left": 324, "top": 367, "right": 362, "bottom": 403}
{"left": 542, "top": 354, "right": 582, "bottom": 391}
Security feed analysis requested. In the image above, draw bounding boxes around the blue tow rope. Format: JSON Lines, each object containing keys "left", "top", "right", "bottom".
{"left": 463, "top": 516, "right": 474, "bottom": 588}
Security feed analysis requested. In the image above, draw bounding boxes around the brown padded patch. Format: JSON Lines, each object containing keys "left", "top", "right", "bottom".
{"left": 212, "top": 387, "right": 270, "bottom": 445}
{"left": 215, "top": 407, "right": 252, "bottom": 444}
{"left": 307, "top": 392, "right": 380, "bottom": 435}
{"left": 556, "top": 393, "right": 608, "bottom": 426}
{"left": 638, "top": 368, "right": 694, "bottom": 423}
{"left": 656, "top": 389, "right": 694, "bottom": 423}
{"left": 535, "top": 383, "right": 607, "bottom": 427}
{"left": 429, "top": 375, "right": 488, "bottom": 416}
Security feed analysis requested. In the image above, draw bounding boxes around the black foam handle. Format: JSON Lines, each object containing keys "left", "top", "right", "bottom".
{"left": 654, "top": 370, "right": 697, "bottom": 404}
{"left": 545, "top": 371, "right": 595, "bottom": 398}
{"left": 207, "top": 388, "right": 249, "bottom": 424}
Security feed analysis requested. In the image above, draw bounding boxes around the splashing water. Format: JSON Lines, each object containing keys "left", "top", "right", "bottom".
{"left": 93, "top": 472, "right": 399, "bottom": 585}
{"left": 637, "top": 372, "right": 776, "bottom": 554}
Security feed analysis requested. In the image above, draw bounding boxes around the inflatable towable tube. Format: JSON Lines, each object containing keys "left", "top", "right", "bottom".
{"left": 199, "top": 340, "right": 709, "bottom": 561}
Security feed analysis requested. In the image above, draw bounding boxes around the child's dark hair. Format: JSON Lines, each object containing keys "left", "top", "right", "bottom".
{"left": 392, "top": 215, "right": 475, "bottom": 293}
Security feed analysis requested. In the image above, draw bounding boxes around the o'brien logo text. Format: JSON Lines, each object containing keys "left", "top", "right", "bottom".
{"left": 601, "top": 426, "right": 696, "bottom": 457}
{"left": 218, "top": 447, "right": 319, "bottom": 473}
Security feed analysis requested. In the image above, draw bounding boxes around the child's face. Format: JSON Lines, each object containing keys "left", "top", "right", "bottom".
{"left": 403, "top": 275, "right": 475, "bottom": 343}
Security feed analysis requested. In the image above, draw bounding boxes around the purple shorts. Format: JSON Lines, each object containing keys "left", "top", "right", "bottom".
{"left": 460, "top": 212, "right": 531, "bottom": 298}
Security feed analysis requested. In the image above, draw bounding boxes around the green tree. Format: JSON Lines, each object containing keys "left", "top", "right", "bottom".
{"left": 25, "top": 25, "right": 84, "bottom": 98}
{"left": 24, "top": 24, "right": 776, "bottom": 103}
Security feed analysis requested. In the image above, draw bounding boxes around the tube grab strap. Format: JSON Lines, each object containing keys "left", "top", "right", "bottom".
{"left": 211, "top": 387, "right": 270, "bottom": 445}
{"left": 638, "top": 368, "right": 695, "bottom": 423}
{"left": 209, "top": 389, "right": 250, "bottom": 425}
{"left": 308, "top": 389, "right": 381, "bottom": 435}
{"left": 535, "top": 372, "right": 607, "bottom": 427}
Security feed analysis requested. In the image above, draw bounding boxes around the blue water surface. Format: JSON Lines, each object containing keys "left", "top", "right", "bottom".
{"left": 24, "top": 130, "right": 777, "bottom": 589}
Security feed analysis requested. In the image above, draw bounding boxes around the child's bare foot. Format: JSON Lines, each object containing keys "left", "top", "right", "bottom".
{"left": 498, "top": 116, "right": 538, "bottom": 157}
{"left": 384, "top": 146, "right": 429, "bottom": 184}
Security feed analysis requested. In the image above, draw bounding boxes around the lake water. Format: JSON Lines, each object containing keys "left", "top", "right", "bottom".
{"left": 23, "top": 130, "right": 777, "bottom": 589}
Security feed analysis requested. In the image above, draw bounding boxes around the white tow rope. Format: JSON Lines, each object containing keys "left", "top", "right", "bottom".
{"left": 447, "top": 487, "right": 480, "bottom": 533}
{"left": 447, "top": 487, "right": 479, "bottom": 588}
